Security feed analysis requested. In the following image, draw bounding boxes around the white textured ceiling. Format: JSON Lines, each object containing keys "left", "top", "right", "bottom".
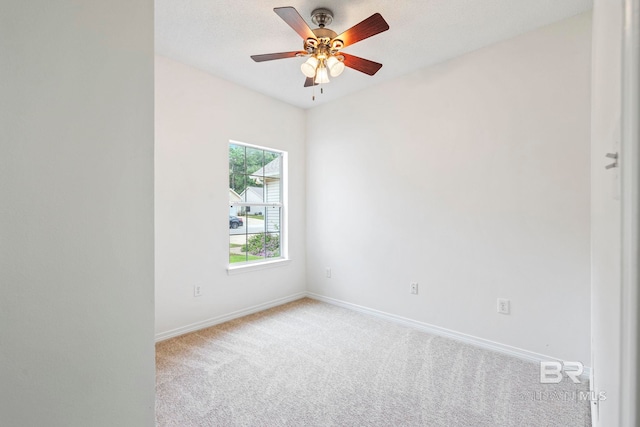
{"left": 155, "top": 0, "right": 592, "bottom": 109}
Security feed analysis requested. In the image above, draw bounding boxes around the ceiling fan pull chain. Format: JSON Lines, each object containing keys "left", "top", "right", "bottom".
{"left": 312, "top": 66, "right": 317, "bottom": 101}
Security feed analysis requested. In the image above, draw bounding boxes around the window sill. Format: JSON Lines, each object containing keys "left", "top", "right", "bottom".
{"left": 227, "top": 258, "right": 291, "bottom": 275}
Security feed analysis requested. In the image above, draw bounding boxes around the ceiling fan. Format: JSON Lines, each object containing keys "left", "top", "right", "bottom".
{"left": 251, "top": 6, "right": 389, "bottom": 89}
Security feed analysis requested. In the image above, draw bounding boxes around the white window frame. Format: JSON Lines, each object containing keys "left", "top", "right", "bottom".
{"left": 227, "top": 140, "right": 289, "bottom": 275}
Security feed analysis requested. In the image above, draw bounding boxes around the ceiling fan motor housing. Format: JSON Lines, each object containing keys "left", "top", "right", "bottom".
{"left": 305, "top": 27, "right": 339, "bottom": 54}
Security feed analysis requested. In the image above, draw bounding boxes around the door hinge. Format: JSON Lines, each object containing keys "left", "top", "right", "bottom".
{"left": 605, "top": 152, "right": 619, "bottom": 169}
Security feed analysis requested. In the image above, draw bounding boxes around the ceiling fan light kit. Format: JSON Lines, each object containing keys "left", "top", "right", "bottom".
{"left": 250, "top": 6, "right": 389, "bottom": 99}
{"left": 314, "top": 65, "right": 330, "bottom": 84}
{"left": 326, "top": 56, "right": 345, "bottom": 77}
{"left": 301, "top": 56, "right": 318, "bottom": 77}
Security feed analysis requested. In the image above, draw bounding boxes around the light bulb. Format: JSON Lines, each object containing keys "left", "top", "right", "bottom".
{"left": 326, "top": 56, "right": 345, "bottom": 77}
{"left": 301, "top": 57, "right": 318, "bottom": 78}
{"left": 314, "top": 66, "right": 330, "bottom": 84}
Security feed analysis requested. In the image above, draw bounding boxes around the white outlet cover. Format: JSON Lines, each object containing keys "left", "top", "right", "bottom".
{"left": 410, "top": 282, "right": 419, "bottom": 294}
{"left": 497, "top": 298, "right": 510, "bottom": 314}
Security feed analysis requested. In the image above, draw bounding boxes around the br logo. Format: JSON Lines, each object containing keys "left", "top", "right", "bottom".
{"left": 539, "top": 361, "right": 584, "bottom": 384}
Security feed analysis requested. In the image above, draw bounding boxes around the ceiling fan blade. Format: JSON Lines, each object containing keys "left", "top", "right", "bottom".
{"left": 274, "top": 7, "right": 317, "bottom": 41}
{"left": 341, "top": 53, "right": 383, "bottom": 76}
{"left": 251, "top": 51, "right": 302, "bottom": 62}
{"left": 334, "top": 13, "right": 389, "bottom": 48}
{"left": 304, "top": 77, "right": 318, "bottom": 87}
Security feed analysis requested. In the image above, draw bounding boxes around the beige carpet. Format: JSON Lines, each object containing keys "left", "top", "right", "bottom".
{"left": 156, "top": 298, "right": 591, "bottom": 426}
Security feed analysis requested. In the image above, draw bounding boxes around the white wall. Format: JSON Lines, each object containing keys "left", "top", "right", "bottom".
{"left": 306, "top": 13, "right": 592, "bottom": 363}
{"left": 590, "top": 0, "right": 622, "bottom": 425}
{"left": 0, "top": 1, "right": 155, "bottom": 426}
{"left": 155, "top": 56, "right": 306, "bottom": 336}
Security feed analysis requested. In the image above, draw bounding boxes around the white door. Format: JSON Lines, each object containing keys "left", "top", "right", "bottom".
{"left": 591, "top": 1, "right": 622, "bottom": 425}
{"left": 591, "top": 1, "right": 640, "bottom": 426}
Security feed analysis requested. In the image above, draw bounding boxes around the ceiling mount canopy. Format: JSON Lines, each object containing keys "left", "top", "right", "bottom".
{"left": 311, "top": 8, "right": 333, "bottom": 28}
{"left": 250, "top": 6, "right": 389, "bottom": 98}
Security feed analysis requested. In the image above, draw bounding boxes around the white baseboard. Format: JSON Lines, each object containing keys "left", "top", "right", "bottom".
{"left": 306, "top": 292, "right": 591, "bottom": 379}
{"left": 155, "top": 292, "right": 307, "bottom": 342}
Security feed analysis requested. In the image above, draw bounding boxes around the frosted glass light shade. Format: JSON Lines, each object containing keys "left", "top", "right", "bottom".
{"left": 301, "top": 57, "right": 319, "bottom": 78}
{"left": 314, "top": 66, "right": 330, "bottom": 84}
{"left": 326, "top": 56, "right": 345, "bottom": 77}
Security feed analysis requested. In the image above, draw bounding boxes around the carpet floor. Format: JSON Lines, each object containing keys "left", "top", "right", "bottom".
{"left": 156, "top": 298, "right": 591, "bottom": 426}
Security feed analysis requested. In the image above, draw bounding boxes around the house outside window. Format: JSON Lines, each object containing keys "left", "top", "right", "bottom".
{"left": 228, "top": 141, "right": 286, "bottom": 265}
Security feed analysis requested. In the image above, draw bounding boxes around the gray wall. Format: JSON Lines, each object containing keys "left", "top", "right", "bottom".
{"left": 0, "top": 1, "right": 155, "bottom": 425}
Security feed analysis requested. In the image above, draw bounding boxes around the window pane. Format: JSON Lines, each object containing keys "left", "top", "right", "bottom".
{"left": 265, "top": 233, "right": 281, "bottom": 258}
{"left": 230, "top": 174, "right": 246, "bottom": 196}
{"left": 229, "top": 212, "right": 245, "bottom": 235}
{"left": 245, "top": 147, "right": 264, "bottom": 176}
{"left": 264, "top": 178, "right": 281, "bottom": 204}
{"left": 242, "top": 184, "right": 263, "bottom": 202}
{"left": 245, "top": 233, "right": 267, "bottom": 261}
{"left": 247, "top": 174, "right": 264, "bottom": 190}
{"left": 229, "top": 144, "right": 246, "bottom": 176}
{"left": 244, "top": 211, "right": 264, "bottom": 235}
{"left": 243, "top": 232, "right": 280, "bottom": 259}
{"left": 243, "top": 185, "right": 264, "bottom": 217}
{"left": 263, "top": 153, "right": 281, "bottom": 180}
{"left": 229, "top": 234, "right": 247, "bottom": 264}
{"left": 265, "top": 206, "right": 280, "bottom": 233}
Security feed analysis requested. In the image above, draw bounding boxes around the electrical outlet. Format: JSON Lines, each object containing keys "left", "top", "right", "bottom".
{"left": 194, "top": 285, "right": 202, "bottom": 297}
{"left": 410, "top": 282, "right": 418, "bottom": 295}
{"left": 497, "top": 298, "right": 510, "bottom": 314}
{"left": 326, "top": 267, "right": 331, "bottom": 278}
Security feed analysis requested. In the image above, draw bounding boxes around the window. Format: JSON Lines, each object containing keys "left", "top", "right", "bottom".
{"left": 228, "top": 141, "right": 286, "bottom": 266}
